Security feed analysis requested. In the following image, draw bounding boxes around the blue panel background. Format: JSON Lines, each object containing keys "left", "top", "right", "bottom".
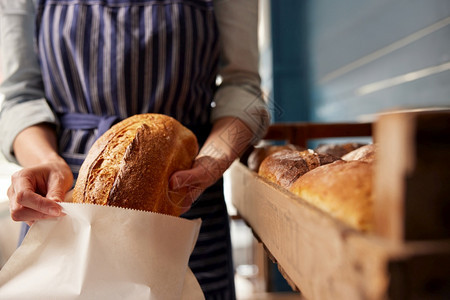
{"left": 270, "top": 0, "right": 310, "bottom": 122}
{"left": 270, "top": 0, "right": 450, "bottom": 123}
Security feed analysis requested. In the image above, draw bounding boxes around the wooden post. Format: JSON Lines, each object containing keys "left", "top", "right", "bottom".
{"left": 374, "top": 110, "right": 450, "bottom": 241}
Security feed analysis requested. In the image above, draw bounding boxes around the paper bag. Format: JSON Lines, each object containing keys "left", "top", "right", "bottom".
{"left": 0, "top": 203, "right": 204, "bottom": 300}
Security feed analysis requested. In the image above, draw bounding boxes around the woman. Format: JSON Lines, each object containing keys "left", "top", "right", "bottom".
{"left": 0, "top": 0, "right": 269, "bottom": 298}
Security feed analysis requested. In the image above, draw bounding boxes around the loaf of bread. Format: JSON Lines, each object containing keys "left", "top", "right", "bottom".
{"left": 247, "top": 144, "right": 305, "bottom": 172}
{"left": 258, "top": 149, "right": 340, "bottom": 189}
{"left": 72, "top": 113, "right": 198, "bottom": 216}
{"left": 314, "top": 142, "right": 366, "bottom": 158}
{"left": 342, "top": 144, "right": 376, "bottom": 163}
{"left": 289, "top": 160, "right": 373, "bottom": 231}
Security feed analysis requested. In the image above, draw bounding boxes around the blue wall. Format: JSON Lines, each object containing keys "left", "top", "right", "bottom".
{"left": 270, "top": 0, "right": 450, "bottom": 123}
{"left": 270, "top": 1, "right": 310, "bottom": 122}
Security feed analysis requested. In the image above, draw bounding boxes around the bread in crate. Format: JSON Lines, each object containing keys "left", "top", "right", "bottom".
{"left": 254, "top": 143, "right": 376, "bottom": 231}
{"left": 289, "top": 160, "right": 374, "bottom": 231}
{"left": 314, "top": 142, "right": 367, "bottom": 158}
{"left": 247, "top": 144, "right": 306, "bottom": 172}
{"left": 258, "top": 149, "right": 339, "bottom": 189}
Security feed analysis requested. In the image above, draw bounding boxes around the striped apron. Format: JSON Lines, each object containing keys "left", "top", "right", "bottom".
{"left": 19, "top": 0, "right": 236, "bottom": 298}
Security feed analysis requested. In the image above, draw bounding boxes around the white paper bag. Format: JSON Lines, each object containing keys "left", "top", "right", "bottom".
{"left": 0, "top": 203, "right": 204, "bottom": 300}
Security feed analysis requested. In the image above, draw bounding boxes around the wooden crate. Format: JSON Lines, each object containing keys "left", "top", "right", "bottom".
{"left": 228, "top": 110, "right": 450, "bottom": 300}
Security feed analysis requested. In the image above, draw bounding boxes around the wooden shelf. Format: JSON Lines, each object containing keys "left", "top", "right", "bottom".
{"left": 228, "top": 111, "right": 450, "bottom": 299}
{"left": 262, "top": 122, "right": 372, "bottom": 147}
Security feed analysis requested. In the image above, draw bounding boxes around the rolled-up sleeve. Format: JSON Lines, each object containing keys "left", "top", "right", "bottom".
{"left": 212, "top": 0, "right": 270, "bottom": 144}
{"left": 0, "top": 0, "right": 58, "bottom": 163}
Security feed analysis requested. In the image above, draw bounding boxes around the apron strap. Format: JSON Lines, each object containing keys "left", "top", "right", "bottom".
{"left": 60, "top": 113, "right": 119, "bottom": 140}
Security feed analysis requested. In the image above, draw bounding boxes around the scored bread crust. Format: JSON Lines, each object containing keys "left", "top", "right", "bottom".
{"left": 342, "top": 144, "right": 376, "bottom": 163}
{"left": 314, "top": 142, "right": 366, "bottom": 158}
{"left": 247, "top": 144, "right": 306, "bottom": 172}
{"left": 258, "top": 149, "right": 339, "bottom": 189}
{"left": 289, "top": 160, "right": 374, "bottom": 231}
{"left": 72, "top": 113, "right": 199, "bottom": 216}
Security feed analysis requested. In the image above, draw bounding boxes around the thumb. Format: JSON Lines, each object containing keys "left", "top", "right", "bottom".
{"left": 169, "top": 171, "right": 184, "bottom": 190}
{"left": 168, "top": 171, "right": 194, "bottom": 212}
{"left": 169, "top": 171, "right": 185, "bottom": 190}
{"left": 46, "top": 178, "right": 66, "bottom": 202}
{"left": 169, "top": 168, "right": 202, "bottom": 190}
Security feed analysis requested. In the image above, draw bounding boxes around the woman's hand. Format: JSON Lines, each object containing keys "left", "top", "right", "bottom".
{"left": 8, "top": 123, "right": 72, "bottom": 225}
{"left": 8, "top": 159, "right": 73, "bottom": 225}
{"left": 169, "top": 156, "right": 224, "bottom": 214}
{"left": 169, "top": 117, "right": 254, "bottom": 213}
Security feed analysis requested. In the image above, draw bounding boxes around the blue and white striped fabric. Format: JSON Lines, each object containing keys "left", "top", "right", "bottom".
{"left": 30, "top": 0, "right": 236, "bottom": 298}
{"left": 35, "top": 0, "right": 220, "bottom": 173}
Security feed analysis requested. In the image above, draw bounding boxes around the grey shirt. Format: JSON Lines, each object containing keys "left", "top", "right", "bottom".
{"left": 0, "top": 0, "right": 270, "bottom": 163}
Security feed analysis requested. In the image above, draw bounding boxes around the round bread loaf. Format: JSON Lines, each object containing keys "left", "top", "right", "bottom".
{"left": 258, "top": 149, "right": 340, "bottom": 189}
{"left": 289, "top": 160, "right": 373, "bottom": 231}
{"left": 342, "top": 144, "right": 376, "bottom": 163}
{"left": 314, "top": 142, "right": 366, "bottom": 158}
{"left": 72, "top": 113, "right": 198, "bottom": 216}
{"left": 247, "top": 144, "right": 305, "bottom": 172}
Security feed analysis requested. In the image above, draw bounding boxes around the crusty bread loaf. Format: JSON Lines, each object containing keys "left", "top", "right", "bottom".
{"left": 258, "top": 149, "right": 340, "bottom": 189}
{"left": 247, "top": 144, "right": 305, "bottom": 172}
{"left": 314, "top": 142, "right": 366, "bottom": 158}
{"left": 72, "top": 113, "right": 198, "bottom": 216}
{"left": 342, "top": 144, "right": 376, "bottom": 163}
{"left": 289, "top": 160, "right": 373, "bottom": 231}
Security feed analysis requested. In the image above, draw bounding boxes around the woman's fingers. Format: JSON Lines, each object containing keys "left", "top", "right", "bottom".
{"left": 9, "top": 188, "right": 62, "bottom": 221}
{"left": 169, "top": 169, "right": 203, "bottom": 210}
{"left": 169, "top": 157, "right": 221, "bottom": 212}
{"left": 46, "top": 169, "right": 70, "bottom": 202}
{"left": 170, "top": 156, "right": 219, "bottom": 190}
{"left": 64, "top": 189, "right": 74, "bottom": 203}
{"left": 16, "top": 190, "right": 62, "bottom": 216}
{"left": 10, "top": 204, "right": 57, "bottom": 223}
{"left": 8, "top": 164, "right": 69, "bottom": 222}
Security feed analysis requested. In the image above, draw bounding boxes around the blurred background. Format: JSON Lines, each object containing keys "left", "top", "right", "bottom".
{"left": 233, "top": 0, "right": 450, "bottom": 298}
{"left": 260, "top": 0, "right": 450, "bottom": 125}
{"left": 1, "top": 0, "right": 450, "bottom": 299}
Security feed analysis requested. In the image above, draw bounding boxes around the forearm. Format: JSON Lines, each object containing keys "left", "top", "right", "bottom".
{"left": 13, "top": 123, "right": 62, "bottom": 167}
{"left": 9, "top": 123, "right": 73, "bottom": 222}
{"left": 0, "top": 1, "right": 61, "bottom": 163}
{"left": 212, "top": 0, "right": 270, "bottom": 143}
{"left": 196, "top": 116, "right": 253, "bottom": 179}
